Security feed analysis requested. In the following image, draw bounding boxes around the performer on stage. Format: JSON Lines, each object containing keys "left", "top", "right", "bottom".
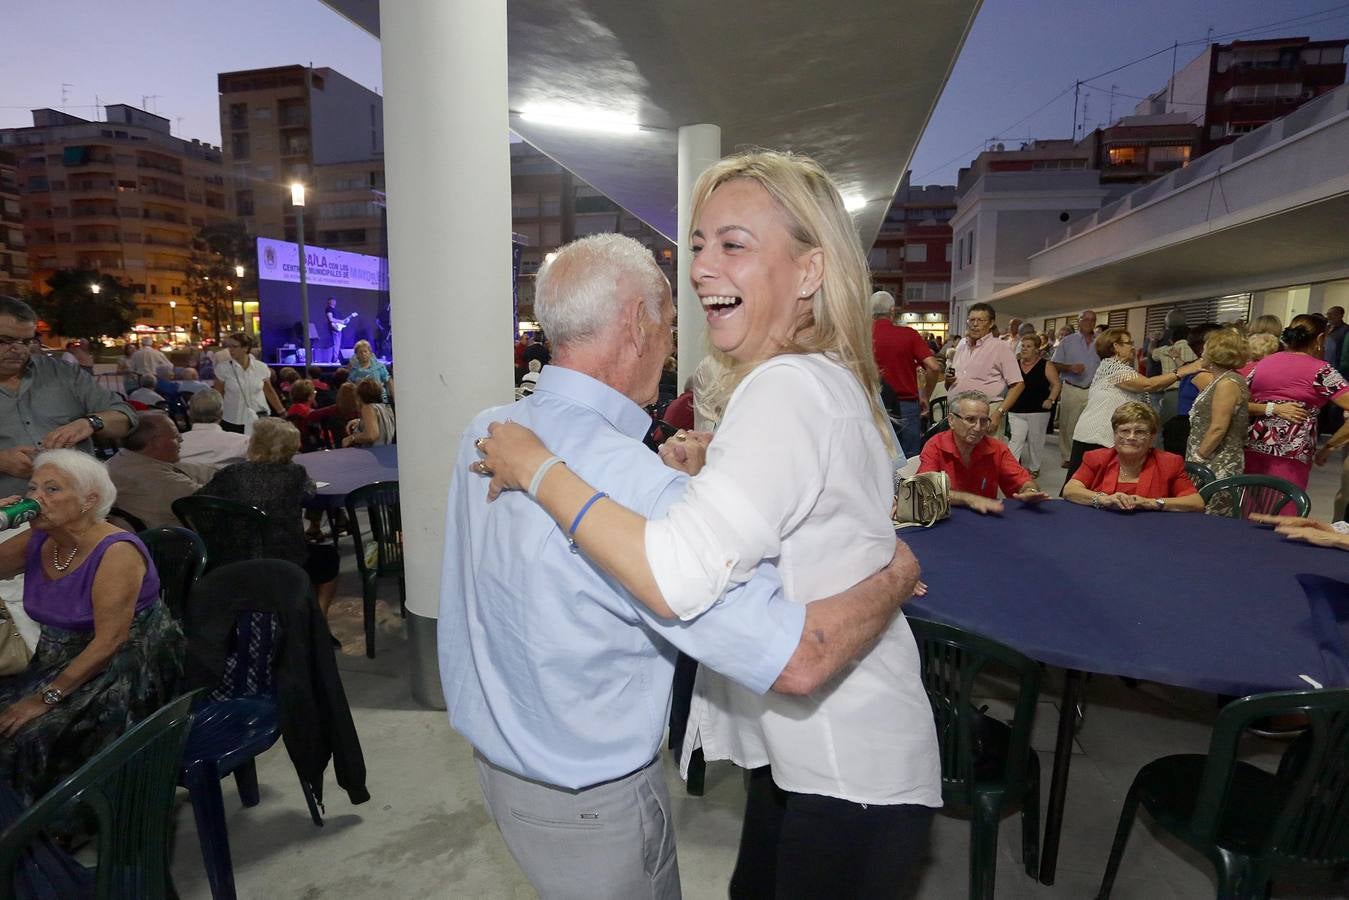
{"left": 324, "top": 297, "right": 357, "bottom": 362}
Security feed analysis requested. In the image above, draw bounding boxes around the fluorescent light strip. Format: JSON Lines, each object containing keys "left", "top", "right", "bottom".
{"left": 519, "top": 106, "right": 640, "bottom": 135}
{"left": 842, "top": 194, "right": 867, "bottom": 212}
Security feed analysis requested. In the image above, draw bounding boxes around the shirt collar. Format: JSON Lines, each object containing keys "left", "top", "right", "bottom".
{"left": 532, "top": 365, "right": 653, "bottom": 440}
{"left": 192, "top": 422, "right": 223, "bottom": 432}
{"left": 966, "top": 333, "right": 992, "bottom": 349}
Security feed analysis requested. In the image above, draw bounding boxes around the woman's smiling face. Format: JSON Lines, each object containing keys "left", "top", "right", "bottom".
{"left": 690, "top": 179, "right": 819, "bottom": 367}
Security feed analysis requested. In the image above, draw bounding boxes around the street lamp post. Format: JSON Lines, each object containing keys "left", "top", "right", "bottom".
{"left": 169, "top": 300, "right": 176, "bottom": 339}
{"left": 291, "top": 182, "right": 311, "bottom": 365}
{"left": 234, "top": 264, "right": 246, "bottom": 334}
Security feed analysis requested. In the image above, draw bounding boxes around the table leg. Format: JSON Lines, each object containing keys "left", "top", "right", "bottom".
{"left": 1038, "top": 667, "right": 1083, "bottom": 885}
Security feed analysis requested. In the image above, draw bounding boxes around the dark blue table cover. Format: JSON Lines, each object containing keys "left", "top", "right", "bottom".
{"left": 296, "top": 445, "right": 398, "bottom": 510}
{"left": 903, "top": 502, "right": 1349, "bottom": 696}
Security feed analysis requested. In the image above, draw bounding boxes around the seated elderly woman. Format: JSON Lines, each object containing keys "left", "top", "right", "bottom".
{"left": 197, "top": 418, "right": 340, "bottom": 615}
{"left": 341, "top": 379, "right": 396, "bottom": 447}
{"left": 0, "top": 450, "right": 184, "bottom": 805}
{"left": 918, "top": 390, "right": 1050, "bottom": 515}
{"left": 1064, "top": 401, "right": 1204, "bottom": 512}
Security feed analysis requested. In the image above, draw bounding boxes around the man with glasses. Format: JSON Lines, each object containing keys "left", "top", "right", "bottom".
{"left": 1050, "top": 309, "right": 1100, "bottom": 464}
{"left": 0, "top": 295, "right": 136, "bottom": 498}
{"left": 949, "top": 303, "right": 1023, "bottom": 439}
{"left": 918, "top": 390, "right": 1049, "bottom": 515}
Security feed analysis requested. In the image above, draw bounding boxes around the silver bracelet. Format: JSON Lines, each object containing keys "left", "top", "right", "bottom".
{"left": 528, "top": 456, "right": 565, "bottom": 498}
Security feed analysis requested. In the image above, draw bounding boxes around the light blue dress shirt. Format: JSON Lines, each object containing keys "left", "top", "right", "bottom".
{"left": 1050, "top": 331, "right": 1100, "bottom": 389}
{"left": 439, "top": 366, "right": 806, "bottom": 790}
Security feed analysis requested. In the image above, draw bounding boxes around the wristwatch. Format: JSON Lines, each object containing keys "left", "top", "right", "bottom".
{"left": 84, "top": 414, "right": 105, "bottom": 433}
{"left": 1154, "top": 498, "right": 1165, "bottom": 510}
{"left": 41, "top": 686, "right": 64, "bottom": 706}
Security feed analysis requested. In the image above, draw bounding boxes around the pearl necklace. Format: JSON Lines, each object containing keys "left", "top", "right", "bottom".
{"left": 51, "top": 540, "right": 79, "bottom": 572}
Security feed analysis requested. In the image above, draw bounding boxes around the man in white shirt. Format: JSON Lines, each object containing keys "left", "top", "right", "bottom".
{"left": 128, "top": 374, "right": 166, "bottom": 406}
{"left": 128, "top": 337, "right": 172, "bottom": 379}
{"left": 106, "top": 413, "right": 214, "bottom": 528}
{"left": 178, "top": 389, "right": 248, "bottom": 469}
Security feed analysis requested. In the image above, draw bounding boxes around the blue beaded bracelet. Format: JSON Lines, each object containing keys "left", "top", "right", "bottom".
{"left": 568, "top": 491, "right": 608, "bottom": 553}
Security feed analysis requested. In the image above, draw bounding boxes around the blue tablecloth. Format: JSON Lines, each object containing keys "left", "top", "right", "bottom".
{"left": 296, "top": 445, "right": 398, "bottom": 510}
{"left": 903, "top": 502, "right": 1349, "bottom": 696}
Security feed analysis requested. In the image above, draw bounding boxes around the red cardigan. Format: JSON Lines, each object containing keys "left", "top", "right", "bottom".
{"left": 1072, "top": 447, "right": 1197, "bottom": 499}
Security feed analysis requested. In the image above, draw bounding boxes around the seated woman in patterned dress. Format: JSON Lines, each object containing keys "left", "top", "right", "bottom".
{"left": 0, "top": 449, "right": 184, "bottom": 805}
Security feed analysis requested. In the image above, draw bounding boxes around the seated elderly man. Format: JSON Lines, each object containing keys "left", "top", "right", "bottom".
{"left": 178, "top": 389, "right": 248, "bottom": 468}
{"left": 919, "top": 390, "right": 1050, "bottom": 514}
{"left": 175, "top": 367, "right": 212, "bottom": 396}
{"left": 153, "top": 366, "right": 181, "bottom": 400}
{"left": 128, "top": 374, "right": 166, "bottom": 407}
{"left": 105, "top": 413, "right": 214, "bottom": 528}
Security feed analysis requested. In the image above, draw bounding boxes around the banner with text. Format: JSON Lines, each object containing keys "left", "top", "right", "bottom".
{"left": 256, "top": 237, "right": 389, "bottom": 293}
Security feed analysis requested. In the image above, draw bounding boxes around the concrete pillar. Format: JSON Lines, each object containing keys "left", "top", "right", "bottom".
{"left": 1306, "top": 283, "right": 1330, "bottom": 316}
{"left": 676, "top": 124, "right": 721, "bottom": 388}
{"left": 381, "top": 0, "right": 513, "bottom": 707}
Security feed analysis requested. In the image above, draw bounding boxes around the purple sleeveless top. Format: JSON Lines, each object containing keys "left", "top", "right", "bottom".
{"left": 23, "top": 531, "right": 161, "bottom": 631}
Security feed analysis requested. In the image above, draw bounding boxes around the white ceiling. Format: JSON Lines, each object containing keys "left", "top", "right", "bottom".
{"left": 321, "top": 0, "right": 982, "bottom": 245}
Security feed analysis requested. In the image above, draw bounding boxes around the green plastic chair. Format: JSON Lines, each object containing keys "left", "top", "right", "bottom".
{"left": 1198, "top": 474, "right": 1311, "bottom": 519}
{"left": 0, "top": 691, "right": 200, "bottom": 900}
{"left": 908, "top": 616, "right": 1042, "bottom": 899}
{"left": 1184, "top": 461, "right": 1216, "bottom": 490}
{"left": 920, "top": 417, "right": 951, "bottom": 449}
{"left": 345, "top": 481, "right": 404, "bottom": 659}
{"left": 172, "top": 495, "right": 270, "bottom": 573}
{"left": 138, "top": 526, "right": 208, "bottom": 626}
{"left": 1098, "top": 688, "right": 1349, "bottom": 899}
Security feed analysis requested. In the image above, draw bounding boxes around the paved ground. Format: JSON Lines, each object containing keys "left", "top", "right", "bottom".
{"left": 168, "top": 439, "right": 1349, "bottom": 899}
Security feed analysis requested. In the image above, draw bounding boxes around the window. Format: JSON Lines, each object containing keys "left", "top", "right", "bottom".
{"left": 944, "top": 243, "right": 952, "bottom": 262}
{"left": 904, "top": 284, "right": 924, "bottom": 301}
{"left": 254, "top": 106, "right": 272, "bottom": 121}
{"left": 228, "top": 103, "right": 248, "bottom": 130}
{"left": 1107, "top": 309, "right": 1128, "bottom": 327}
{"left": 867, "top": 248, "right": 887, "bottom": 270}
{"left": 231, "top": 133, "right": 249, "bottom": 160}
{"left": 235, "top": 190, "right": 254, "bottom": 216}
{"left": 966, "top": 231, "right": 974, "bottom": 266}
{"left": 1107, "top": 146, "right": 1143, "bottom": 167}
{"left": 512, "top": 194, "right": 540, "bottom": 217}
{"left": 904, "top": 244, "right": 927, "bottom": 263}
{"left": 956, "top": 236, "right": 964, "bottom": 271}
{"left": 170, "top": 285, "right": 182, "bottom": 296}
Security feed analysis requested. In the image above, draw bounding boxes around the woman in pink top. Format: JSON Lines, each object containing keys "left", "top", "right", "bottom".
{"left": 1245, "top": 314, "right": 1349, "bottom": 500}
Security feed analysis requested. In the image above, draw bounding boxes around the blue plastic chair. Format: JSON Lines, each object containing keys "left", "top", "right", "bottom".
{"left": 180, "top": 562, "right": 321, "bottom": 900}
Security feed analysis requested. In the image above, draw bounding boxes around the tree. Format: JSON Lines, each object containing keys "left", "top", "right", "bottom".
{"left": 32, "top": 270, "right": 137, "bottom": 342}
{"left": 187, "top": 222, "right": 257, "bottom": 340}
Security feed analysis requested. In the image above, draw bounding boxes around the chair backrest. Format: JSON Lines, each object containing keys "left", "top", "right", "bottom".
{"left": 137, "top": 527, "right": 207, "bottom": 624}
{"left": 1190, "top": 688, "right": 1349, "bottom": 873}
{"left": 108, "top": 506, "right": 147, "bottom": 534}
{"left": 929, "top": 395, "right": 948, "bottom": 423}
{"left": 0, "top": 691, "right": 199, "bottom": 900}
{"left": 920, "top": 417, "right": 951, "bottom": 449}
{"left": 345, "top": 481, "right": 403, "bottom": 578}
{"left": 1184, "top": 461, "right": 1216, "bottom": 490}
{"left": 1199, "top": 474, "right": 1311, "bottom": 519}
{"left": 906, "top": 616, "right": 1042, "bottom": 806}
{"left": 171, "top": 496, "right": 269, "bottom": 572}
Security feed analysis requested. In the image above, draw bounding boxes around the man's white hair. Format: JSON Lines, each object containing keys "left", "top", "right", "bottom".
{"left": 535, "top": 233, "right": 667, "bottom": 348}
{"left": 31, "top": 449, "right": 116, "bottom": 521}
{"left": 871, "top": 290, "right": 896, "bottom": 316}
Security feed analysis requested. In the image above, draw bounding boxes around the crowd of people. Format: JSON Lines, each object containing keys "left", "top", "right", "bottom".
{"left": 0, "top": 293, "right": 397, "bottom": 821}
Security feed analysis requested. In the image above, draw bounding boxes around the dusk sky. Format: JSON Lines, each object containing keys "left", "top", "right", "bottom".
{"left": 2, "top": 0, "right": 1346, "bottom": 188}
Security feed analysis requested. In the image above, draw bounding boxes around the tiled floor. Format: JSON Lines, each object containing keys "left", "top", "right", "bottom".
{"left": 168, "top": 439, "right": 1349, "bottom": 898}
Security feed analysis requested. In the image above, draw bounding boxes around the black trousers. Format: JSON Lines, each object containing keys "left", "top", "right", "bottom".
{"left": 729, "top": 766, "right": 934, "bottom": 900}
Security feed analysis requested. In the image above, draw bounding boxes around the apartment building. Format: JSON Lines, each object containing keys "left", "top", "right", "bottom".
{"left": 218, "top": 65, "right": 385, "bottom": 256}
{"left": 869, "top": 173, "right": 955, "bottom": 340}
{"left": 0, "top": 105, "right": 228, "bottom": 324}
{"left": 0, "top": 151, "right": 28, "bottom": 299}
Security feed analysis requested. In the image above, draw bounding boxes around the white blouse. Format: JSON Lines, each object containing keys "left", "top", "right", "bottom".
{"left": 218, "top": 356, "right": 272, "bottom": 426}
{"left": 1073, "top": 357, "right": 1147, "bottom": 447}
{"left": 648, "top": 354, "right": 941, "bottom": 807}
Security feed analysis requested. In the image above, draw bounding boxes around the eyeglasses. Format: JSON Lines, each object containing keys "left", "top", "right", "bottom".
{"left": 966, "top": 318, "right": 990, "bottom": 327}
{"left": 0, "top": 335, "right": 41, "bottom": 349}
{"left": 952, "top": 413, "right": 993, "bottom": 428}
{"left": 1115, "top": 427, "right": 1152, "bottom": 439}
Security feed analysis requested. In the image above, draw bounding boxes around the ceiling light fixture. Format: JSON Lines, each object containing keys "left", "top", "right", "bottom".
{"left": 842, "top": 195, "right": 867, "bottom": 213}
{"left": 519, "top": 105, "right": 640, "bottom": 135}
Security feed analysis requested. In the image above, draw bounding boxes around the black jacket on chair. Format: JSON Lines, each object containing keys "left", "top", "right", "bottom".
{"left": 183, "top": 559, "right": 370, "bottom": 811}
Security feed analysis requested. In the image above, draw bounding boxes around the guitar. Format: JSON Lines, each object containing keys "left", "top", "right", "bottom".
{"left": 330, "top": 312, "right": 359, "bottom": 333}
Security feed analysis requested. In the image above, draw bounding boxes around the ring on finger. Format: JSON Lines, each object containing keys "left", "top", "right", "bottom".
{"left": 474, "top": 437, "right": 487, "bottom": 450}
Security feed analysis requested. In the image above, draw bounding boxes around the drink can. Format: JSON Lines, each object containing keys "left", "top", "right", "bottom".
{"left": 0, "top": 499, "right": 40, "bottom": 531}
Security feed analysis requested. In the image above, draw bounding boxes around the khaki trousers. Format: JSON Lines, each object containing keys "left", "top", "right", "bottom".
{"left": 1058, "top": 383, "right": 1089, "bottom": 457}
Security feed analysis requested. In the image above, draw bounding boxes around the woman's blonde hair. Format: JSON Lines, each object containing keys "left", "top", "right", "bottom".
{"left": 1250, "top": 314, "right": 1282, "bottom": 337}
{"left": 1202, "top": 328, "right": 1249, "bottom": 370}
{"left": 1247, "top": 332, "right": 1279, "bottom": 361}
{"left": 247, "top": 417, "right": 301, "bottom": 464}
{"left": 1110, "top": 401, "right": 1160, "bottom": 434}
{"left": 353, "top": 339, "right": 373, "bottom": 362}
{"left": 688, "top": 150, "right": 893, "bottom": 452}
